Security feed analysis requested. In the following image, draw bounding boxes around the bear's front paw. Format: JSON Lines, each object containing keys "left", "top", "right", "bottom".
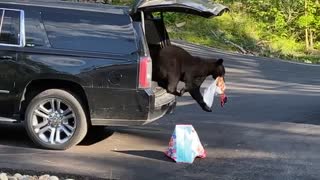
{"left": 201, "top": 104, "right": 212, "bottom": 112}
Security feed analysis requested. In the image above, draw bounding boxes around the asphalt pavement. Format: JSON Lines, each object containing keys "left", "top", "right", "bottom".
{"left": 0, "top": 42, "right": 319, "bottom": 180}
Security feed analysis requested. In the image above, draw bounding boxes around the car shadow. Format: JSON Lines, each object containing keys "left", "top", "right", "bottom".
{"left": 79, "top": 126, "right": 114, "bottom": 146}
{"left": 113, "top": 150, "right": 174, "bottom": 163}
{"left": 0, "top": 123, "right": 35, "bottom": 148}
{"left": 0, "top": 123, "right": 116, "bottom": 148}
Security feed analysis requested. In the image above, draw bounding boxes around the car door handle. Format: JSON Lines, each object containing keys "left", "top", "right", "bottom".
{"left": 0, "top": 56, "right": 13, "bottom": 60}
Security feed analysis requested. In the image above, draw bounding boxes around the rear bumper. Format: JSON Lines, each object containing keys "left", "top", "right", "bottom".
{"left": 145, "top": 88, "right": 176, "bottom": 125}
{"left": 89, "top": 88, "right": 176, "bottom": 126}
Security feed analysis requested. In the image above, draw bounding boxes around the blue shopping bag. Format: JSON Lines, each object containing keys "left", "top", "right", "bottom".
{"left": 165, "top": 125, "right": 206, "bottom": 163}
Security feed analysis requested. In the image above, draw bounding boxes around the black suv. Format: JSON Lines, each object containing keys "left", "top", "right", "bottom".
{"left": 0, "top": 0, "right": 227, "bottom": 149}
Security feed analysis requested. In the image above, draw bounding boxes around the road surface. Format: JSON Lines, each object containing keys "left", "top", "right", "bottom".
{"left": 0, "top": 41, "right": 319, "bottom": 180}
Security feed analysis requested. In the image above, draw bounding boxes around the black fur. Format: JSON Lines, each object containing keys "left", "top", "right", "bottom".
{"left": 151, "top": 45, "right": 225, "bottom": 112}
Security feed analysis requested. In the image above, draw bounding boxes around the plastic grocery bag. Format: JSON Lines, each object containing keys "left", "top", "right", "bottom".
{"left": 203, "top": 78, "right": 224, "bottom": 108}
{"left": 165, "top": 125, "right": 206, "bottom": 163}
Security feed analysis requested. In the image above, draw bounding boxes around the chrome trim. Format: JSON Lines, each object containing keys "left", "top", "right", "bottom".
{"left": 0, "top": 8, "right": 25, "bottom": 47}
{"left": 0, "top": 42, "right": 23, "bottom": 47}
{"left": 0, "top": 117, "right": 17, "bottom": 123}
{"left": 20, "top": 9, "right": 26, "bottom": 47}
{"left": 141, "top": 11, "right": 145, "bottom": 35}
{"left": 0, "top": 10, "right": 5, "bottom": 34}
{"left": 0, "top": 90, "right": 9, "bottom": 94}
{"left": 92, "top": 118, "right": 147, "bottom": 122}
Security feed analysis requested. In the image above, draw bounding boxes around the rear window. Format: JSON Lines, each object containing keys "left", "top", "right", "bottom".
{"left": 0, "top": 8, "right": 23, "bottom": 46}
{"left": 42, "top": 10, "right": 138, "bottom": 54}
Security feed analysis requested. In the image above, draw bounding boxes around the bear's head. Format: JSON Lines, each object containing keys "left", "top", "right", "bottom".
{"left": 211, "top": 59, "right": 225, "bottom": 80}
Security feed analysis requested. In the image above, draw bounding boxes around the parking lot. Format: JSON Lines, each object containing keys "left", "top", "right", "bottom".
{"left": 0, "top": 42, "right": 319, "bottom": 180}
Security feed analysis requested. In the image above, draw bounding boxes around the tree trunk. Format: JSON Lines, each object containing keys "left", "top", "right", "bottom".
{"left": 305, "top": 0, "right": 310, "bottom": 49}
{"left": 309, "top": 29, "right": 314, "bottom": 49}
{"left": 305, "top": 28, "right": 310, "bottom": 49}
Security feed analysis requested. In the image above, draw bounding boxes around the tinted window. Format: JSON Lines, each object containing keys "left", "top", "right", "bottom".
{"left": 42, "top": 10, "right": 137, "bottom": 54}
{"left": 133, "top": 22, "right": 149, "bottom": 56}
{"left": 25, "top": 14, "right": 46, "bottom": 47}
{"left": 0, "top": 9, "right": 21, "bottom": 45}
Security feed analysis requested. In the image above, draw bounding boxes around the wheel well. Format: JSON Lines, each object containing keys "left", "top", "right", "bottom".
{"left": 20, "top": 79, "right": 90, "bottom": 124}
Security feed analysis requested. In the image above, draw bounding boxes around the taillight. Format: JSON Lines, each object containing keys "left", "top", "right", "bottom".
{"left": 139, "top": 56, "right": 152, "bottom": 89}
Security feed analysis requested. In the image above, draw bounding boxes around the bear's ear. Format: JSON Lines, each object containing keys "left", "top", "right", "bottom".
{"left": 216, "top": 59, "right": 224, "bottom": 65}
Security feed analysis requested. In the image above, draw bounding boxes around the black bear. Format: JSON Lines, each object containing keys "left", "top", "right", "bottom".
{"left": 152, "top": 45, "right": 226, "bottom": 112}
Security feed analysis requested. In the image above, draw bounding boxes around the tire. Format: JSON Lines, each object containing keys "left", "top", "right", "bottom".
{"left": 25, "top": 89, "right": 88, "bottom": 150}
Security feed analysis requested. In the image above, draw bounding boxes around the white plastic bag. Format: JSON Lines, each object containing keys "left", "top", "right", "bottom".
{"left": 203, "top": 79, "right": 224, "bottom": 108}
